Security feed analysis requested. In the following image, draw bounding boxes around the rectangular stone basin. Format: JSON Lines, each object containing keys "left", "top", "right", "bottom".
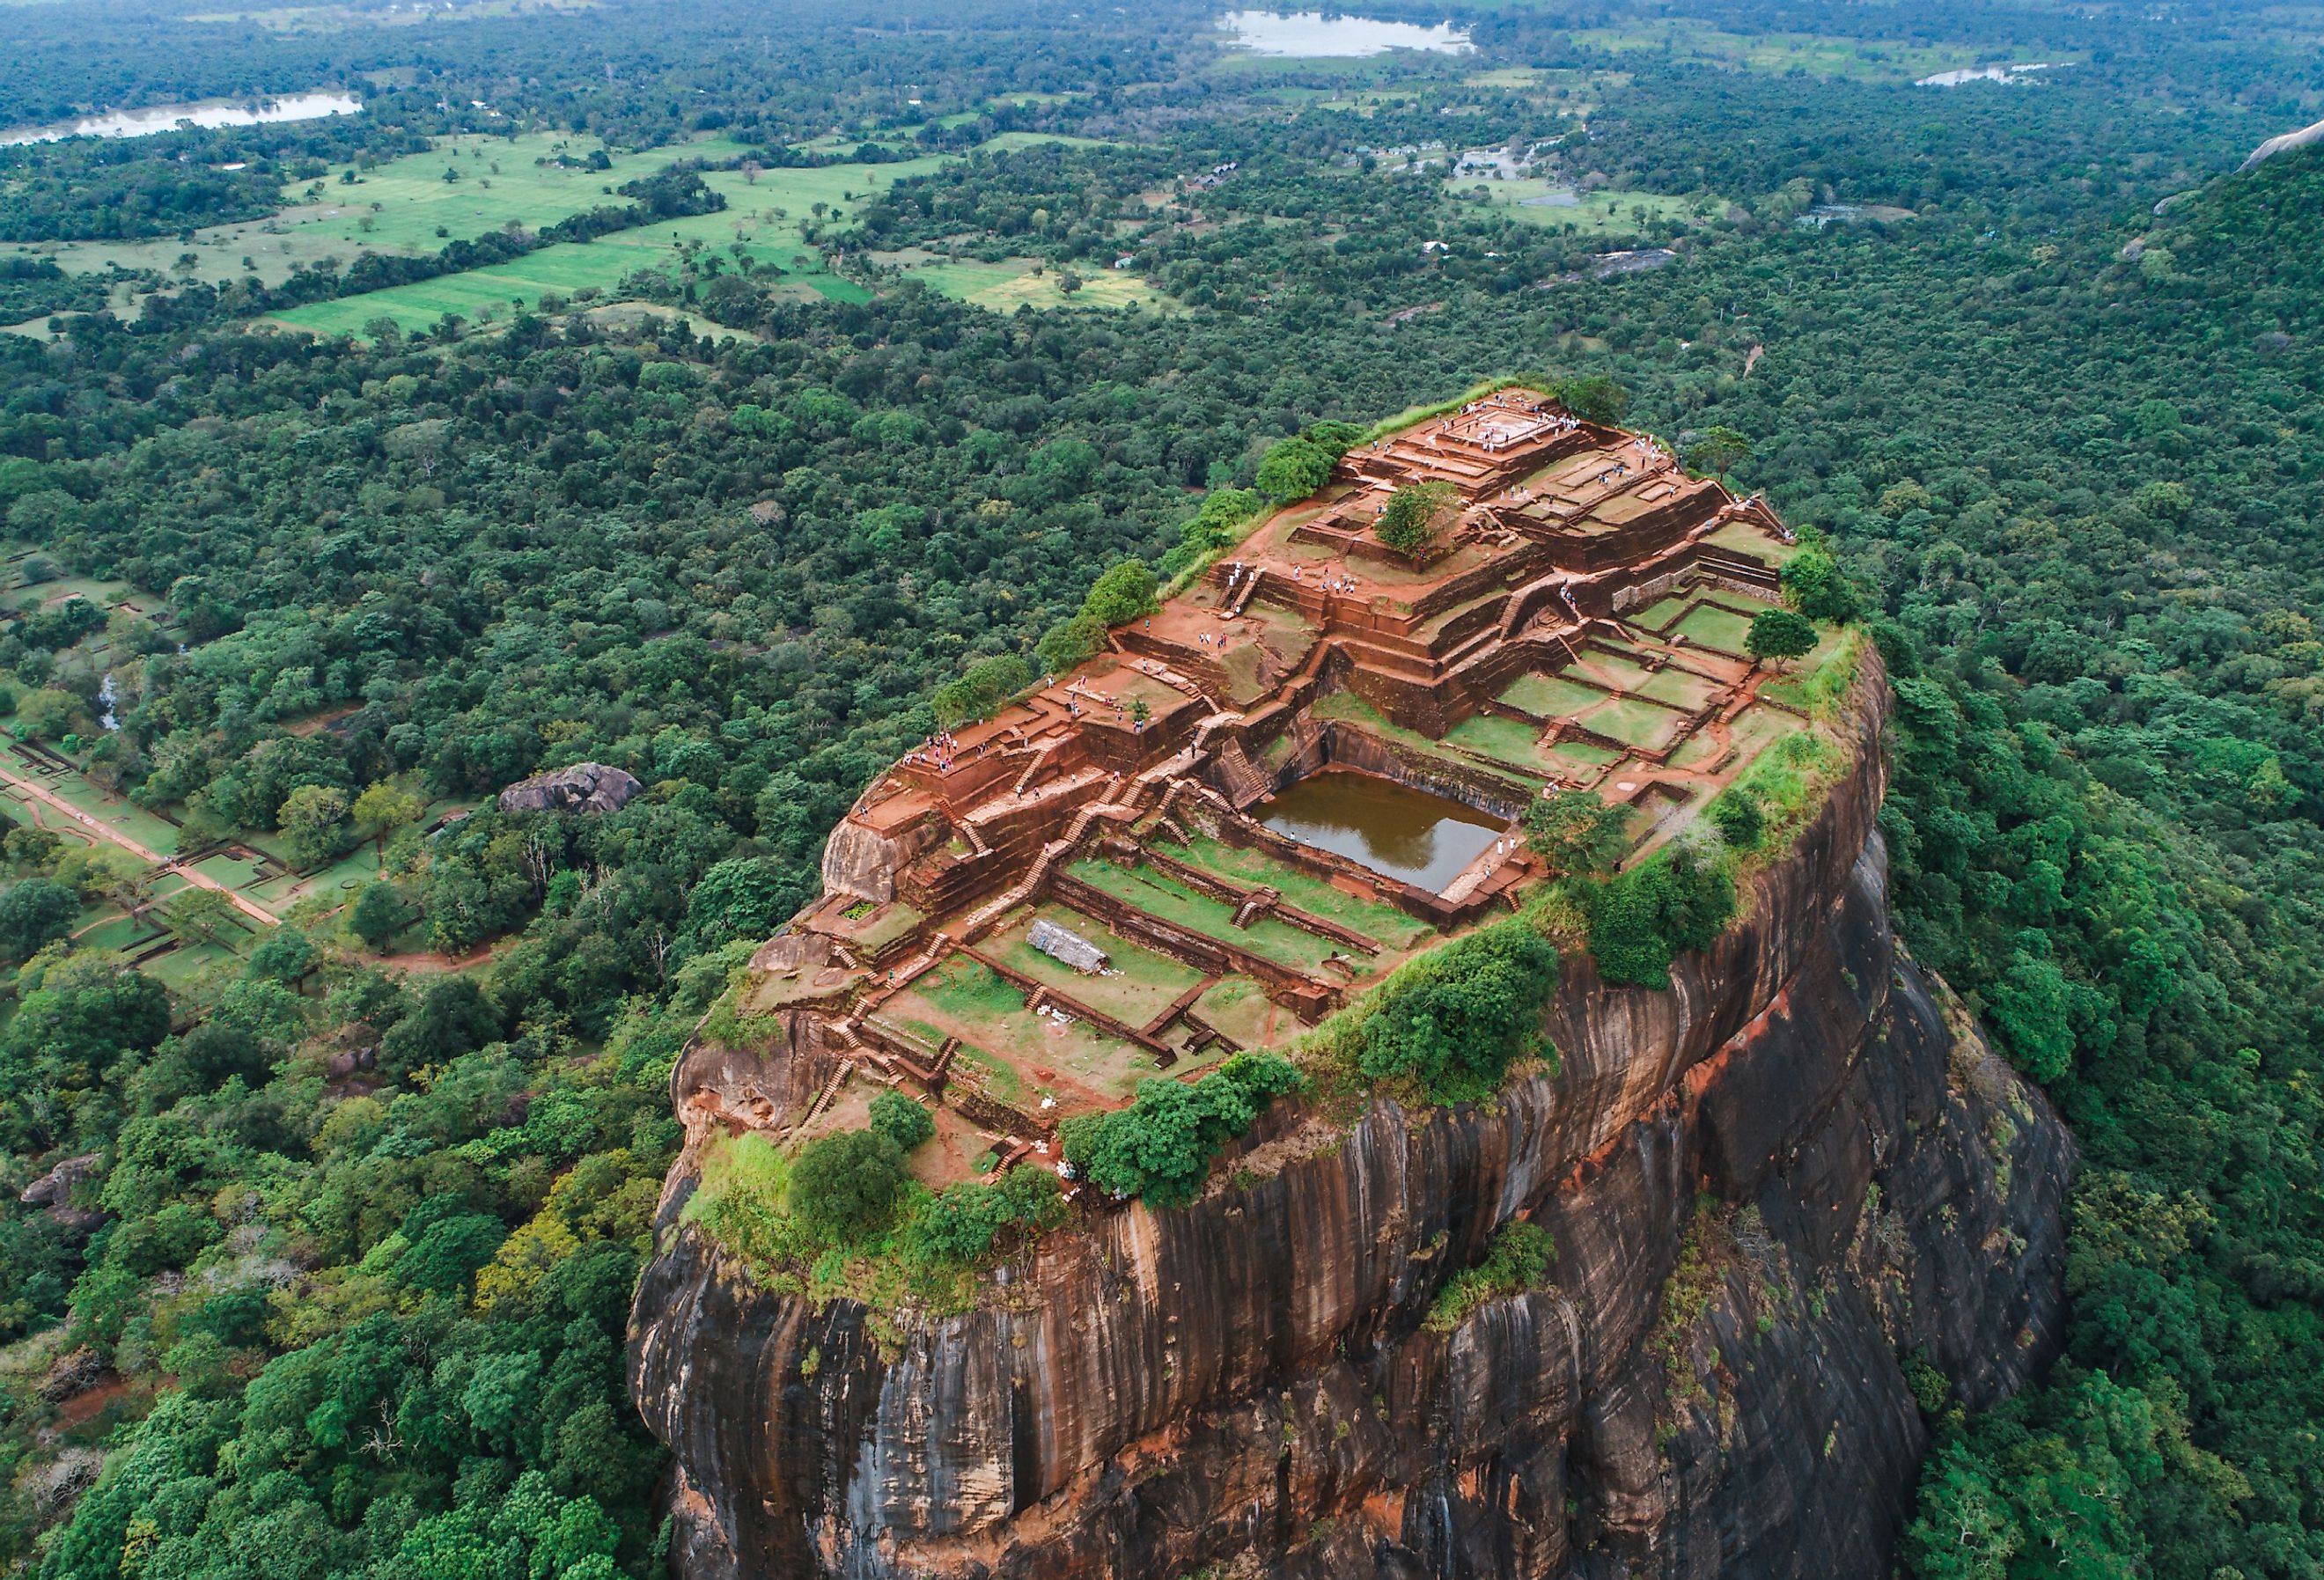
{"left": 1257, "top": 769, "right": 1506, "bottom": 893}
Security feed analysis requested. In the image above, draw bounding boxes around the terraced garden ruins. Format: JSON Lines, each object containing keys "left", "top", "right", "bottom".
{"left": 719, "top": 386, "right": 1844, "bottom": 1187}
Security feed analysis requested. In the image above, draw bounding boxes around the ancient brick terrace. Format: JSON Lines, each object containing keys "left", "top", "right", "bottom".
{"left": 724, "top": 387, "right": 1820, "bottom": 1185}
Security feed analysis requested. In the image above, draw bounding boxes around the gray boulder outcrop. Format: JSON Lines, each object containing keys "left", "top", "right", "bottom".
{"left": 2239, "top": 115, "right": 2324, "bottom": 172}
{"left": 496, "top": 762, "right": 643, "bottom": 815}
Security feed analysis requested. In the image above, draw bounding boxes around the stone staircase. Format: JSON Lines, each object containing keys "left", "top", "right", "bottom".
{"left": 1210, "top": 739, "right": 1275, "bottom": 810}
{"left": 1225, "top": 570, "right": 1262, "bottom": 618}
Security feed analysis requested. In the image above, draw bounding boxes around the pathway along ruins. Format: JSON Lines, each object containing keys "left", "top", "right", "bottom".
{"left": 0, "top": 761, "right": 279, "bottom": 929}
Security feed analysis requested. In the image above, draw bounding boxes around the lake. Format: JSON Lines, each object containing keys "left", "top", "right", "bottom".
{"left": 1258, "top": 770, "right": 1504, "bottom": 893}
{"left": 1219, "top": 10, "right": 1474, "bottom": 57}
{"left": 1916, "top": 62, "right": 2063, "bottom": 87}
{"left": 0, "top": 91, "right": 362, "bottom": 147}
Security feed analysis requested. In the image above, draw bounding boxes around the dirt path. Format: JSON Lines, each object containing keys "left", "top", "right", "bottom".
{"left": 0, "top": 763, "right": 278, "bottom": 929}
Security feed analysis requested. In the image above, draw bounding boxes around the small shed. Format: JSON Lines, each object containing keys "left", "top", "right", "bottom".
{"left": 1029, "top": 918, "right": 1109, "bottom": 974}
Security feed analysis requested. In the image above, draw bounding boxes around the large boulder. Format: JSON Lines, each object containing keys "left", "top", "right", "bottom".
{"left": 496, "top": 762, "right": 643, "bottom": 815}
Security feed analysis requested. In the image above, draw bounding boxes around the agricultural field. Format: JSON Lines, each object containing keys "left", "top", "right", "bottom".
{"left": 1562, "top": 26, "right": 2017, "bottom": 81}
{"left": 874, "top": 250, "right": 1170, "bottom": 312}
{"left": 265, "top": 154, "right": 932, "bottom": 335}
{"left": 10, "top": 130, "right": 757, "bottom": 305}
{"left": 1449, "top": 176, "right": 1713, "bottom": 235}
{"left": 184, "top": 0, "right": 596, "bottom": 29}
{"left": 268, "top": 136, "right": 1132, "bottom": 337}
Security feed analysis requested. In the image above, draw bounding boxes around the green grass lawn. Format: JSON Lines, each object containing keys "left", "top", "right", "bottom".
{"left": 1758, "top": 627, "right": 1862, "bottom": 716}
{"left": 1672, "top": 702, "right": 1806, "bottom": 775}
{"left": 1673, "top": 603, "right": 1757, "bottom": 657}
{"left": 987, "top": 904, "right": 1205, "bottom": 1027}
{"left": 894, "top": 954, "right": 1166, "bottom": 1108}
{"left": 875, "top": 249, "right": 1171, "bottom": 312}
{"left": 1631, "top": 594, "right": 1695, "bottom": 632}
{"left": 1563, "top": 25, "right": 2004, "bottom": 81}
{"left": 273, "top": 131, "right": 761, "bottom": 256}
{"left": 1635, "top": 665, "right": 1723, "bottom": 712}
{"left": 1067, "top": 858, "right": 1343, "bottom": 974}
{"left": 19, "top": 130, "right": 754, "bottom": 300}
{"left": 1497, "top": 672, "right": 1611, "bottom": 718}
{"left": 1549, "top": 739, "right": 1623, "bottom": 769}
{"left": 28, "top": 771, "right": 186, "bottom": 859}
{"left": 1453, "top": 177, "right": 1710, "bottom": 236}
{"left": 1445, "top": 713, "right": 1557, "bottom": 780}
{"left": 1158, "top": 835, "right": 1436, "bottom": 952}
{"left": 267, "top": 146, "right": 1013, "bottom": 337}
{"left": 1193, "top": 976, "right": 1279, "bottom": 1047}
{"left": 1705, "top": 519, "right": 1803, "bottom": 565}
{"left": 1580, "top": 696, "right": 1688, "bottom": 752}
{"left": 1588, "top": 651, "right": 1658, "bottom": 692}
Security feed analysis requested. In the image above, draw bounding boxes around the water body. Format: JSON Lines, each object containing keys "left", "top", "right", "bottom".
{"left": 1219, "top": 11, "right": 1473, "bottom": 57}
{"left": 0, "top": 91, "right": 362, "bottom": 146}
{"left": 1258, "top": 770, "right": 1504, "bottom": 893}
{"left": 1916, "top": 62, "right": 2062, "bottom": 87}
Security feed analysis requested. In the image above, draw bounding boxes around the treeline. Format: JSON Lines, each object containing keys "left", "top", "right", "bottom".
{"left": 0, "top": 258, "right": 112, "bottom": 323}
{"left": 0, "top": 117, "right": 431, "bottom": 244}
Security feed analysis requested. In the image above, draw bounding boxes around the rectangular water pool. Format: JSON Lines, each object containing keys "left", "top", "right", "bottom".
{"left": 1257, "top": 770, "right": 1506, "bottom": 892}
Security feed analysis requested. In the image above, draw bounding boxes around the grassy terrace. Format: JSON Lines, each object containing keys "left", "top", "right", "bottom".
{"left": 1499, "top": 672, "right": 1611, "bottom": 717}
{"left": 1580, "top": 695, "right": 1688, "bottom": 752}
{"left": 882, "top": 952, "right": 1223, "bottom": 1108}
{"left": 1192, "top": 976, "right": 1283, "bottom": 1047}
{"left": 1635, "top": 665, "right": 1723, "bottom": 711}
{"left": 1445, "top": 713, "right": 1563, "bottom": 779}
{"left": 1672, "top": 602, "right": 1757, "bottom": 656}
{"left": 1309, "top": 690, "right": 1539, "bottom": 799}
{"left": 1156, "top": 834, "right": 1438, "bottom": 951}
{"left": 986, "top": 903, "right": 1207, "bottom": 1026}
{"left": 1065, "top": 857, "right": 1352, "bottom": 977}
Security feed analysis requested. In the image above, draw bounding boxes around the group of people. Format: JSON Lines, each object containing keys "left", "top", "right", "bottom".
{"left": 1281, "top": 561, "right": 1365, "bottom": 597}
{"left": 908, "top": 729, "right": 968, "bottom": 774}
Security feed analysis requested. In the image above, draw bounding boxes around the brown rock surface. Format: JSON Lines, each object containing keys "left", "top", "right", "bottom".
{"left": 628, "top": 674, "right": 2075, "bottom": 1578}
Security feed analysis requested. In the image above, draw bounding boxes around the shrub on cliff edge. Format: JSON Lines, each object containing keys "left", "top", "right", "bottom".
{"left": 904, "top": 1166, "right": 1068, "bottom": 1267}
{"left": 1060, "top": 1052, "right": 1303, "bottom": 1208}
{"left": 1351, "top": 917, "right": 1563, "bottom": 1103}
{"left": 1583, "top": 841, "right": 1738, "bottom": 989}
{"left": 789, "top": 1127, "right": 908, "bottom": 1242}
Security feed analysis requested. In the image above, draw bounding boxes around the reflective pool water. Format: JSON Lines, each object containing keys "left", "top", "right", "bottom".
{"left": 1258, "top": 770, "right": 1504, "bottom": 892}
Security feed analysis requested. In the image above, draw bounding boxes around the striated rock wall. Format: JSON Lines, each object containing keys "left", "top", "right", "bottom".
{"left": 629, "top": 669, "right": 2075, "bottom": 1579}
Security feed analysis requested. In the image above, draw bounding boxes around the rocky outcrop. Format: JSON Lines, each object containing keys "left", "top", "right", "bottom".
{"left": 629, "top": 669, "right": 2075, "bottom": 1579}
{"left": 2239, "top": 115, "right": 2324, "bottom": 171}
{"left": 496, "top": 761, "right": 642, "bottom": 814}
{"left": 20, "top": 1151, "right": 106, "bottom": 1236}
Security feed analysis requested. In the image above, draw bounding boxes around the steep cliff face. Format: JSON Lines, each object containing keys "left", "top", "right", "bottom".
{"left": 629, "top": 678, "right": 2075, "bottom": 1579}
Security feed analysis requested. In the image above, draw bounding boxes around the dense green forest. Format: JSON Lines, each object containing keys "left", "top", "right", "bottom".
{"left": 0, "top": 0, "right": 2318, "bottom": 1575}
